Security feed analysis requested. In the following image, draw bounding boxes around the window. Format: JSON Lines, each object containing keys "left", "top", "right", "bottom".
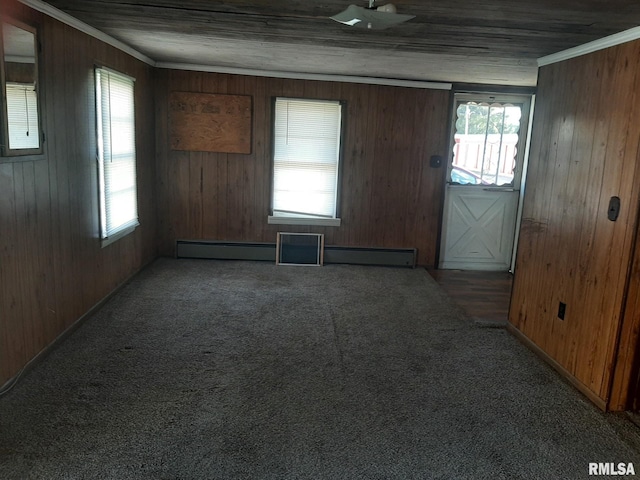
{"left": 95, "top": 67, "right": 138, "bottom": 245}
{"left": 269, "top": 97, "right": 343, "bottom": 227}
{"left": 5, "top": 83, "right": 39, "bottom": 149}
{"left": 1, "top": 20, "right": 42, "bottom": 156}
{"left": 449, "top": 97, "right": 526, "bottom": 187}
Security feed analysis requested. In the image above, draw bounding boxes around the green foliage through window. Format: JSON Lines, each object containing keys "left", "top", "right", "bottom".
{"left": 452, "top": 102, "right": 523, "bottom": 186}
{"left": 455, "top": 103, "right": 521, "bottom": 135}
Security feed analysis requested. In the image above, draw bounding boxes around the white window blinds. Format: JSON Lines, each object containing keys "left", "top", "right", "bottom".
{"left": 95, "top": 67, "right": 138, "bottom": 241}
{"left": 272, "top": 98, "right": 342, "bottom": 219}
{"left": 6, "top": 83, "right": 39, "bottom": 149}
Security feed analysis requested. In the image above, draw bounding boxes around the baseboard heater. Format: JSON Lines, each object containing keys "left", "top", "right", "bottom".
{"left": 176, "top": 240, "right": 416, "bottom": 268}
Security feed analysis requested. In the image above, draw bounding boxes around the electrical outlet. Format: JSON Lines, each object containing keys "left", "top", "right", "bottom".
{"left": 558, "top": 302, "right": 566, "bottom": 320}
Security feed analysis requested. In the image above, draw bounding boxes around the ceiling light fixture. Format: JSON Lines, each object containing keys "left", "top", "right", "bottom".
{"left": 330, "top": 0, "right": 415, "bottom": 30}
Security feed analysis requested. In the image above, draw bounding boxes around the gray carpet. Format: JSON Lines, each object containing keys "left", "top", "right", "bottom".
{"left": 1, "top": 258, "right": 640, "bottom": 479}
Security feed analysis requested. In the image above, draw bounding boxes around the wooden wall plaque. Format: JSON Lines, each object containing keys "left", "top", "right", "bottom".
{"left": 169, "top": 92, "right": 252, "bottom": 154}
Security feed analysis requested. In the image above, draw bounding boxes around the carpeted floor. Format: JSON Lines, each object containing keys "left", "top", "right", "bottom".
{"left": 1, "top": 258, "right": 640, "bottom": 479}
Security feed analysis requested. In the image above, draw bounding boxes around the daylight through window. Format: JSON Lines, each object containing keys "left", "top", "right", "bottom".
{"left": 452, "top": 102, "right": 522, "bottom": 186}
{"left": 95, "top": 67, "right": 138, "bottom": 243}
{"left": 272, "top": 97, "right": 342, "bottom": 220}
{"left": 5, "top": 83, "right": 39, "bottom": 149}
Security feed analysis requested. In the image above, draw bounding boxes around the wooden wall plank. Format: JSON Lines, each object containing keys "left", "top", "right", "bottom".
{"left": 509, "top": 37, "right": 640, "bottom": 409}
{"left": 156, "top": 70, "right": 450, "bottom": 266}
{"left": 566, "top": 50, "right": 616, "bottom": 378}
{"left": 545, "top": 60, "right": 581, "bottom": 363}
{"left": 188, "top": 151, "right": 203, "bottom": 239}
{"left": 155, "top": 69, "right": 173, "bottom": 254}
{"left": 0, "top": 0, "right": 157, "bottom": 386}
{"left": 32, "top": 157, "right": 57, "bottom": 346}
{"left": 595, "top": 41, "right": 640, "bottom": 400}
{"left": 340, "top": 82, "right": 369, "bottom": 247}
{"left": 586, "top": 42, "right": 640, "bottom": 397}
{"left": 241, "top": 75, "right": 258, "bottom": 239}
{"left": 252, "top": 75, "right": 268, "bottom": 240}
{"left": 225, "top": 75, "right": 246, "bottom": 242}
{"left": 13, "top": 163, "right": 37, "bottom": 359}
{"left": 0, "top": 163, "right": 27, "bottom": 378}
{"left": 609, "top": 61, "right": 640, "bottom": 408}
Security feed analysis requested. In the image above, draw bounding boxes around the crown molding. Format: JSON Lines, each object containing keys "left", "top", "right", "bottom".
{"left": 13, "top": 0, "right": 451, "bottom": 89}
{"left": 538, "top": 26, "right": 640, "bottom": 67}
{"left": 31, "top": 0, "right": 638, "bottom": 86}
{"left": 18, "top": 0, "right": 155, "bottom": 66}
{"left": 155, "top": 62, "right": 452, "bottom": 90}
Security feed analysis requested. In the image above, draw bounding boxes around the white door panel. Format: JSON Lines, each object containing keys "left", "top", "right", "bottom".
{"left": 439, "top": 93, "right": 531, "bottom": 272}
{"left": 440, "top": 188, "right": 518, "bottom": 270}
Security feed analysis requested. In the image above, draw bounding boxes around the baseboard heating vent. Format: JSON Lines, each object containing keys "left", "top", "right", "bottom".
{"left": 177, "top": 241, "right": 276, "bottom": 262}
{"left": 176, "top": 240, "right": 416, "bottom": 268}
{"left": 324, "top": 246, "right": 415, "bottom": 268}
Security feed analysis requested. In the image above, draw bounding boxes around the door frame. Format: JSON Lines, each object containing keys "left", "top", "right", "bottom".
{"left": 509, "top": 94, "right": 536, "bottom": 272}
{"left": 438, "top": 91, "right": 534, "bottom": 271}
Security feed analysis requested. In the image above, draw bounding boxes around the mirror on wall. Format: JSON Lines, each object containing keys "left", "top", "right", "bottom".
{"left": 1, "top": 20, "right": 42, "bottom": 156}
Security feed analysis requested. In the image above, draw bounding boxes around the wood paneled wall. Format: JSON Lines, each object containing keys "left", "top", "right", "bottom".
{"left": 509, "top": 39, "right": 640, "bottom": 408}
{"left": 155, "top": 70, "right": 450, "bottom": 266}
{"left": 0, "top": 1, "right": 156, "bottom": 387}
{"left": 611, "top": 227, "right": 640, "bottom": 410}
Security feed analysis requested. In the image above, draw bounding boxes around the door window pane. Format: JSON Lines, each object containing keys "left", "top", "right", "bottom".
{"left": 452, "top": 102, "right": 522, "bottom": 186}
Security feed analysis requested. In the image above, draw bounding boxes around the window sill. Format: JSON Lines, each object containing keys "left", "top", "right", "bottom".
{"left": 101, "top": 223, "right": 138, "bottom": 248}
{"left": 268, "top": 216, "right": 341, "bottom": 227}
{"left": 0, "top": 152, "right": 46, "bottom": 163}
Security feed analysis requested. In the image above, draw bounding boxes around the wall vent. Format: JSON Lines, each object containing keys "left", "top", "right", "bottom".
{"left": 276, "top": 232, "right": 324, "bottom": 266}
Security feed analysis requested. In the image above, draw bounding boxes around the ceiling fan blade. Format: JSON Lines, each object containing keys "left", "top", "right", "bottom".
{"left": 330, "top": 4, "right": 415, "bottom": 30}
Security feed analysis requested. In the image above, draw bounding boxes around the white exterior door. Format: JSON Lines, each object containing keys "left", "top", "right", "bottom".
{"left": 439, "top": 93, "right": 531, "bottom": 271}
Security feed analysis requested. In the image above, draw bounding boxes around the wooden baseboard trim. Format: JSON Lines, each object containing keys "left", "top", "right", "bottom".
{"left": 506, "top": 323, "right": 607, "bottom": 411}
{"left": 0, "top": 258, "right": 157, "bottom": 396}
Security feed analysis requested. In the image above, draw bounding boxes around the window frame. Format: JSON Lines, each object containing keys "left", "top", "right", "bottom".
{"left": 268, "top": 96, "right": 345, "bottom": 227}
{"left": 447, "top": 92, "right": 531, "bottom": 188}
{"left": 0, "top": 18, "right": 44, "bottom": 159}
{"left": 94, "top": 65, "right": 139, "bottom": 247}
